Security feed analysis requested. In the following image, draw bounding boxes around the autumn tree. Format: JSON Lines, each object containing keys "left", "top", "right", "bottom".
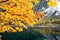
{"left": 0, "top": 0, "right": 58, "bottom": 32}
{"left": 0, "top": 0, "right": 45, "bottom": 32}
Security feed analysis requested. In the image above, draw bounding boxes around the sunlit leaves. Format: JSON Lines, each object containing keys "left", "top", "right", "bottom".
{"left": 32, "top": 0, "right": 39, "bottom": 4}
{"left": 47, "top": 0, "right": 57, "bottom": 6}
{"left": 0, "top": 0, "right": 44, "bottom": 32}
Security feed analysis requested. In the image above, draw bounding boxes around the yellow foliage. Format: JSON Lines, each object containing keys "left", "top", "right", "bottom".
{"left": 19, "top": 27, "right": 23, "bottom": 32}
{"left": 11, "top": 28, "right": 17, "bottom": 33}
{"left": 2, "top": 25, "right": 11, "bottom": 32}
{"left": 15, "top": 27, "right": 23, "bottom": 32}
{"left": 0, "top": 0, "right": 44, "bottom": 32}
{"left": 15, "top": 27, "right": 20, "bottom": 30}
{"left": 34, "top": 0, "right": 39, "bottom": 3}
{"left": 47, "top": 0, "right": 57, "bottom": 6}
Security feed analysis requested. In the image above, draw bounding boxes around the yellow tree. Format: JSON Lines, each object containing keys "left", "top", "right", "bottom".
{"left": 0, "top": 0, "right": 44, "bottom": 32}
